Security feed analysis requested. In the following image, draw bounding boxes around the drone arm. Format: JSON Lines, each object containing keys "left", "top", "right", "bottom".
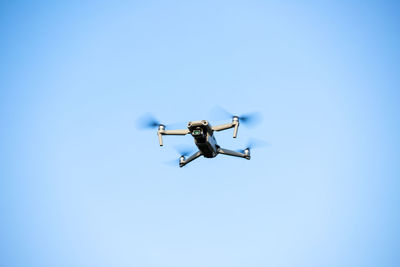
{"left": 180, "top": 151, "right": 202, "bottom": 167}
{"left": 162, "top": 129, "right": 190, "bottom": 135}
{"left": 212, "top": 123, "right": 234, "bottom": 131}
{"left": 157, "top": 129, "right": 190, "bottom": 146}
{"left": 212, "top": 121, "right": 240, "bottom": 138}
{"left": 217, "top": 147, "right": 250, "bottom": 160}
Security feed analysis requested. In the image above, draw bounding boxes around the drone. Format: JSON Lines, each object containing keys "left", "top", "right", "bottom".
{"left": 138, "top": 109, "right": 262, "bottom": 167}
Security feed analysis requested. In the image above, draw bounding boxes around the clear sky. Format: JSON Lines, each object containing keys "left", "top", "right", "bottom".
{"left": 1, "top": 1, "right": 399, "bottom": 266}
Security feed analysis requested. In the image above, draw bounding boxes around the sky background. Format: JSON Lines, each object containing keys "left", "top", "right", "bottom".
{"left": 1, "top": 1, "right": 399, "bottom": 266}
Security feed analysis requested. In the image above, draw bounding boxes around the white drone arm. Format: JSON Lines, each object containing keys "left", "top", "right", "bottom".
{"left": 179, "top": 151, "right": 202, "bottom": 167}
{"left": 217, "top": 147, "right": 250, "bottom": 160}
{"left": 211, "top": 118, "right": 239, "bottom": 138}
{"left": 157, "top": 126, "right": 190, "bottom": 146}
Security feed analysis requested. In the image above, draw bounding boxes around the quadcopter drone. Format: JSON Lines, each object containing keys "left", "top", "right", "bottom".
{"left": 138, "top": 109, "right": 262, "bottom": 167}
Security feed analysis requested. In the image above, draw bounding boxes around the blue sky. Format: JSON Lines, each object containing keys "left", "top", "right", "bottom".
{"left": 1, "top": 1, "right": 399, "bottom": 266}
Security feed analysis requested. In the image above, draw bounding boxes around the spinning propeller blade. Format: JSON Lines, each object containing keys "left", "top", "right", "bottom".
{"left": 237, "top": 138, "right": 269, "bottom": 153}
{"left": 238, "top": 112, "right": 262, "bottom": 127}
{"left": 136, "top": 113, "right": 161, "bottom": 129}
{"left": 137, "top": 113, "right": 187, "bottom": 130}
{"left": 165, "top": 145, "right": 196, "bottom": 167}
{"left": 211, "top": 106, "right": 262, "bottom": 127}
{"left": 174, "top": 144, "right": 195, "bottom": 157}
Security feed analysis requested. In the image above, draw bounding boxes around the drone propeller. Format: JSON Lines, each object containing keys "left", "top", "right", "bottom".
{"left": 136, "top": 113, "right": 162, "bottom": 129}
{"left": 137, "top": 113, "right": 187, "bottom": 131}
{"left": 211, "top": 106, "right": 262, "bottom": 127}
{"left": 236, "top": 138, "right": 269, "bottom": 153}
{"left": 165, "top": 144, "right": 196, "bottom": 167}
{"left": 174, "top": 144, "right": 195, "bottom": 157}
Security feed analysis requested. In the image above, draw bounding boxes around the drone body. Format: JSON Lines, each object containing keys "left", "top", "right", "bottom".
{"left": 158, "top": 117, "right": 250, "bottom": 167}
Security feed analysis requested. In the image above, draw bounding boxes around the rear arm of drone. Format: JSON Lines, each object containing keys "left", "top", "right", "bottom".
{"left": 180, "top": 151, "right": 202, "bottom": 167}
{"left": 157, "top": 127, "right": 190, "bottom": 146}
{"left": 211, "top": 117, "right": 240, "bottom": 138}
{"left": 217, "top": 147, "right": 250, "bottom": 160}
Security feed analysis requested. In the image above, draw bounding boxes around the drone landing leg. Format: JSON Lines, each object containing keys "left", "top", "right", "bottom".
{"left": 180, "top": 151, "right": 202, "bottom": 168}
{"left": 217, "top": 147, "right": 250, "bottom": 160}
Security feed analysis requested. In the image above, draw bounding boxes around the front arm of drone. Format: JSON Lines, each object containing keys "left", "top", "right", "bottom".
{"left": 211, "top": 116, "right": 240, "bottom": 138}
{"left": 157, "top": 125, "right": 190, "bottom": 146}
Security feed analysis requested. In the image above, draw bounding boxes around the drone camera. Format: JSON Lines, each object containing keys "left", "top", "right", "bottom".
{"left": 192, "top": 128, "right": 203, "bottom": 136}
